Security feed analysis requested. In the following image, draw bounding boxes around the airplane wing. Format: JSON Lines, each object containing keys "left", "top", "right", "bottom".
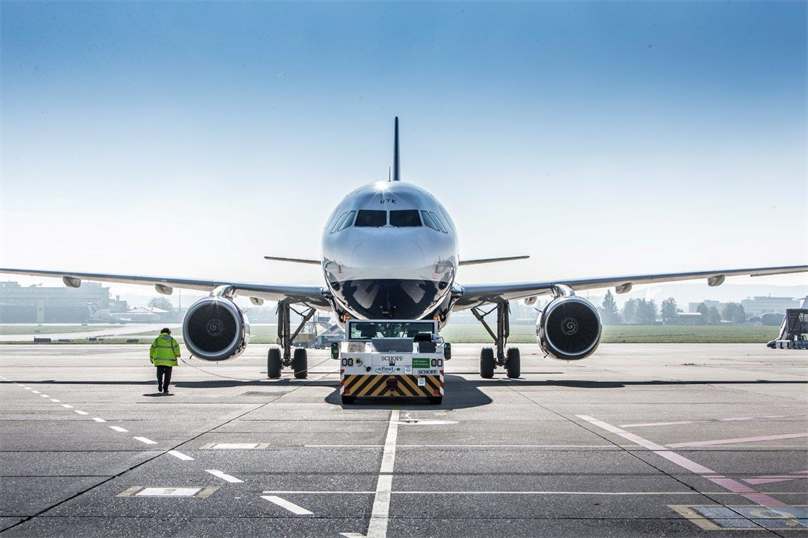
{"left": 0, "top": 268, "right": 330, "bottom": 308}
{"left": 264, "top": 256, "right": 321, "bottom": 265}
{"left": 459, "top": 255, "right": 529, "bottom": 266}
{"left": 454, "top": 265, "right": 808, "bottom": 309}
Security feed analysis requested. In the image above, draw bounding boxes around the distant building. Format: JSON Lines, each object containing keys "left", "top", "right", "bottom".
{"left": 0, "top": 281, "right": 127, "bottom": 323}
{"left": 741, "top": 296, "right": 801, "bottom": 317}
{"left": 664, "top": 313, "right": 706, "bottom": 326}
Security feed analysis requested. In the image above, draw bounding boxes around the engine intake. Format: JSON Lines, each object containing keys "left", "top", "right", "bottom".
{"left": 182, "top": 297, "right": 250, "bottom": 361}
{"left": 537, "top": 296, "right": 601, "bottom": 361}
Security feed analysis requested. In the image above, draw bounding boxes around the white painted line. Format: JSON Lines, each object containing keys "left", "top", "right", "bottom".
{"left": 367, "top": 408, "right": 399, "bottom": 538}
{"left": 109, "top": 426, "right": 128, "bottom": 433}
{"left": 212, "top": 443, "right": 259, "bottom": 450}
{"left": 168, "top": 450, "right": 193, "bottom": 461}
{"left": 40, "top": 394, "right": 49, "bottom": 398}
{"left": 206, "top": 469, "right": 243, "bottom": 483}
{"left": 92, "top": 417, "right": 106, "bottom": 423}
{"left": 306, "top": 444, "right": 618, "bottom": 449}
{"left": 668, "top": 433, "right": 808, "bottom": 448}
{"left": 50, "top": 399, "right": 60, "bottom": 403}
{"left": 266, "top": 490, "right": 375, "bottom": 494}
{"left": 264, "top": 489, "right": 807, "bottom": 496}
{"left": 61, "top": 404, "right": 73, "bottom": 408}
{"left": 24, "top": 387, "right": 31, "bottom": 390}
{"left": 577, "top": 415, "right": 786, "bottom": 507}
{"left": 261, "top": 495, "right": 313, "bottom": 515}
{"left": 134, "top": 436, "right": 157, "bottom": 445}
{"left": 31, "top": 390, "right": 40, "bottom": 394}
{"left": 74, "top": 410, "right": 89, "bottom": 416}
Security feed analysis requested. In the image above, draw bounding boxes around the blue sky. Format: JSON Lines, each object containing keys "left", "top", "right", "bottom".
{"left": 1, "top": 1, "right": 806, "bottom": 297}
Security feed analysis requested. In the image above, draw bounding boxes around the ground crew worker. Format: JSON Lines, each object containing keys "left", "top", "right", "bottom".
{"left": 150, "top": 328, "right": 180, "bottom": 394}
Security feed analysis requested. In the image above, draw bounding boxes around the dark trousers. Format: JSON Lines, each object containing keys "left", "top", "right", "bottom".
{"left": 156, "top": 366, "right": 173, "bottom": 391}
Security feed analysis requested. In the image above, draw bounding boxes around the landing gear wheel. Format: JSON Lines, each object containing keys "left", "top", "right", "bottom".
{"left": 267, "top": 347, "right": 282, "bottom": 379}
{"left": 428, "top": 396, "right": 443, "bottom": 405}
{"left": 342, "top": 396, "right": 356, "bottom": 405}
{"left": 292, "top": 348, "right": 308, "bottom": 379}
{"left": 506, "top": 347, "right": 521, "bottom": 378}
{"left": 480, "top": 347, "right": 495, "bottom": 379}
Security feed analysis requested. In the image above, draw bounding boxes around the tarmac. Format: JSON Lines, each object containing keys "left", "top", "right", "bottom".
{"left": 0, "top": 343, "right": 806, "bottom": 537}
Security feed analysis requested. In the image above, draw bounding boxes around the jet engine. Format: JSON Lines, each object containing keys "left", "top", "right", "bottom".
{"left": 182, "top": 297, "right": 250, "bottom": 361}
{"left": 536, "top": 296, "right": 601, "bottom": 361}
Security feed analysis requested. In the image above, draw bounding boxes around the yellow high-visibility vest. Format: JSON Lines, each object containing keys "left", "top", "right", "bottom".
{"left": 150, "top": 334, "right": 180, "bottom": 367}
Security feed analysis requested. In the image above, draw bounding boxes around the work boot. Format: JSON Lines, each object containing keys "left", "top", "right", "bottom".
{"left": 157, "top": 385, "right": 162, "bottom": 393}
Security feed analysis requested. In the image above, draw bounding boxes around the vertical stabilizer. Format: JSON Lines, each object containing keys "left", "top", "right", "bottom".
{"left": 392, "top": 117, "right": 401, "bottom": 181}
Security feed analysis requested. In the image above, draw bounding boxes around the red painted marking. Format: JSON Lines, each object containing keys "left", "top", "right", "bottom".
{"left": 744, "top": 469, "right": 808, "bottom": 485}
{"left": 669, "top": 432, "right": 808, "bottom": 448}
{"left": 577, "top": 415, "right": 787, "bottom": 507}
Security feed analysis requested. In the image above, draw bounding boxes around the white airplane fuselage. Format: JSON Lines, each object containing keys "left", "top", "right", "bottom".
{"left": 321, "top": 181, "right": 459, "bottom": 322}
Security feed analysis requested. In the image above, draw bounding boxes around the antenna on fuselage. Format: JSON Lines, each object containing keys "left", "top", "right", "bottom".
{"left": 392, "top": 116, "right": 401, "bottom": 181}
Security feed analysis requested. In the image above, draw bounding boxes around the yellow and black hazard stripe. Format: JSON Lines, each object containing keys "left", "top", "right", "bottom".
{"left": 341, "top": 372, "right": 444, "bottom": 398}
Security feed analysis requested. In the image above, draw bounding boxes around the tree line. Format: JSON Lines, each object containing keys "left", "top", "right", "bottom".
{"left": 598, "top": 291, "right": 747, "bottom": 325}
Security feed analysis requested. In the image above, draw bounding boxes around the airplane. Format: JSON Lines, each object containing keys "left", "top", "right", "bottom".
{"left": 2, "top": 117, "right": 806, "bottom": 379}
{"left": 85, "top": 303, "right": 161, "bottom": 324}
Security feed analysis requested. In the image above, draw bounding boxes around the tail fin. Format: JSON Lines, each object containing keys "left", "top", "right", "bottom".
{"left": 392, "top": 117, "right": 401, "bottom": 181}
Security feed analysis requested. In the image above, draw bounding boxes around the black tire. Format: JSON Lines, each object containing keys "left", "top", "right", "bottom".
{"left": 267, "top": 347, "right": 282, "bottom": 379}
{"left": 428, "top": 396, "right": 443, "bottom": 405}
{"left": 292, "top": 348, "right": 308, "bottom": 379}
{"left": 342, "top": 396, "right": 356, "bottom": 405}
{"left": 506, "top": 347, "right": 521, "bottom": 378}
{"left": 480, "top": 347, "right": 495, "bottom": 379}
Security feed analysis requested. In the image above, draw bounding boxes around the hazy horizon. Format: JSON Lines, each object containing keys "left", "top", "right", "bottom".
{"left": 2, "top": 1, "right": 806, "bottom": 293}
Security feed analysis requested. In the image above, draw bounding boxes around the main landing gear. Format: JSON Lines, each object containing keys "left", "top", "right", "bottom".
{"left": 472, "top": 300, "right": 521, "bottom": 379}
{"left": 267, "top": 301, "right": 315, "bottom": 380}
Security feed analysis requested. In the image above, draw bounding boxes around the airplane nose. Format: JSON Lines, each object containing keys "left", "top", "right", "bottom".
{"left": 352, "top": 237, "right": 425, "bottom": 268}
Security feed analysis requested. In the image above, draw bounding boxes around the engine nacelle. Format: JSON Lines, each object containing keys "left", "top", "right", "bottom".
{"left": 182, "top": 296, "right": 250, "bottom": 361}
{"left": 536, "top": 296, "right": 602, "bottom": 361}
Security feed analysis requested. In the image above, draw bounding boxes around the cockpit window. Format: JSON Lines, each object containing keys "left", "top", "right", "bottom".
{"left": 421, "top": 211, "right": 440, "bottom": 232}
{"left": 330, "top": 212, "right": 349, "bottom": 233}
{"left": 429, "top": 211, "right": 448, "bottom": 233}
{"left": 389, "top": 210, "right": 422, "bottom": 227}
{"left": 338, "top": 211, "right": 356, "bottom": 231}
{"left": 355, "top": 210, "right": 387, "bottom": 227}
